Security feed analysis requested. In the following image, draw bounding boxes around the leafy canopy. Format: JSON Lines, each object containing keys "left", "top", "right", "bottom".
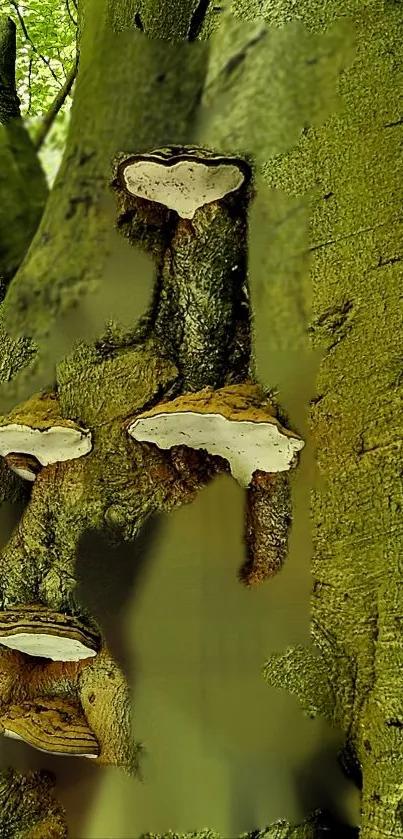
{"left": 2, "top": 0, "right": 76, "bottom": 174}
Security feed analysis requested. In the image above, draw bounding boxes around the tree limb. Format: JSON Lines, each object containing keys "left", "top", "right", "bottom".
{"left": 33, "top": 54, "right": 78, "bottom": 151}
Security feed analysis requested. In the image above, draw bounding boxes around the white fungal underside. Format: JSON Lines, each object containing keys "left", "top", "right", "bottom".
{"left": 0, "top": 632, "right": 97, "bottom": 661}
{"left": 128, "top": 412, "right": 304, "bottom": 487}
{"left": 123, "top": 160, "right": 245, "bottom": 218}
{"left": 12, "top": 467, "right": 36, "bottom": 481}
{"left": 3, "top": 729, "right": 97, "bottom": 758}
{"left": 0, "top": 424, "right": 92, "bottom": 465}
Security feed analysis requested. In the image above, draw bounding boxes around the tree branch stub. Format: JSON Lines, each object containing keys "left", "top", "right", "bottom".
{"left": 113, "top": 145, "right": 254, "bottom": 392}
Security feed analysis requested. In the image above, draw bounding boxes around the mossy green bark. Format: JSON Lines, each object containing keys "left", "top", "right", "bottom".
{"left": 256, "top": 2, "right": 403, "bottom": 837}
{"left": 1, "top": 0, "right": 401, "bottom": 836}
{"left": 0, "top": 339, "right": 239, "bottom": 617}
{"left": 139, "top": 808, "right": 359, "bottom": 838}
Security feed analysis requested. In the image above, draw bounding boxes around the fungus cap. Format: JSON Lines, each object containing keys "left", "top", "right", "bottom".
{"left": 0, "top": 606, "right": 101, "bottom": 661}
{"left": 4, "top": 452, "right": 41, "bottom": 481}
{"left": 117, "top": 146, "right": 249, "bottom": 219}
{"left": 127, "top": 382, "right": 304, "bottom": 488}
{"left": 1, "top": 697, "right": 99, "bottom": 758}
{"left": 0, "top": 390, "right": 92, "bottom": 481}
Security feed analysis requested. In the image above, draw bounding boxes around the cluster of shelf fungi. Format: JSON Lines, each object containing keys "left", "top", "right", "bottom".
{"left": 0, "top": 148, "right": 305, "bottom": 835}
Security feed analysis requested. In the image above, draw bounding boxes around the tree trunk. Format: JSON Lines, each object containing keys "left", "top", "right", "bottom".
{"left": 0, "top": 0, "right": 400, "bottom": 837}
{"left": 261, "top": 2, "right": 403, "bottom": 838}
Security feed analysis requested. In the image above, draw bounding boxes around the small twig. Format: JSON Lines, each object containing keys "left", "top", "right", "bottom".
{"left": 9, "top": 0, "right": 61, "bottom": 87}
{"left": 26, "top": 55, "right": 33, "bottom": 114}
{"left": 66, "top": 0, "right": 77, "bottom": 27}
{"left": 33, "top": 54, "right": 78, "bottom": 150}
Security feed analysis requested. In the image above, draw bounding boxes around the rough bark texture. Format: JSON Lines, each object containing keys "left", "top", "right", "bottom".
{"left": 0, "top": 349, "right": 234, "bottom": 614}
{"left": 2, "top": 0, "right": 398, "bottom": 836}
{"left": 241, "top": 470, "right": 292, "bottom": 584}
{"left": 259, "top": 1, "right": 403, "bottom": 838}
{"left": 0, "top": 766, "right": 67, "bottom": 839}
{"left": 139, "top": 809, "right": 360, "bottom": 838}
{"left": 0, "top": 0, "right": 303, "bottom": 834}
{"left": 150, "top": 194, "right": 251, "bottom": 390}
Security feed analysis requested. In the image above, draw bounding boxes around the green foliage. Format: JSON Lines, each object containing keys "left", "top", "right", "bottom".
{"left": 2, "top": 0, "right": 76, "bottom": 178}
{"left": 3, "top": 0, "right": 76, "bottom": 116}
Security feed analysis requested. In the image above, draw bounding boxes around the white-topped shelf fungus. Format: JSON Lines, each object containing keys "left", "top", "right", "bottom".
{"left": 0, "top": 390, "right": 92, "bottom": 481}
{"left": 127, "top": 381, "right": 304, "bottom": 489}
{"left": 0, "top": 606, "right": 101, "bottom": 661}
{"left": 117, "top": 145, "right": 250, "bottom": 219}
{"left": 1, "top": 697, "right": 99, "bottom": 758}
{"left": 3, "top": 452, "right": 42, "bottom": 481}
{"left": 115, "top": 146, "right": 252, "bottom": 392}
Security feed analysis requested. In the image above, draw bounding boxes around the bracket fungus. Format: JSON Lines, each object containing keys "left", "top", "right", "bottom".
{"left": 117, "top": 145, "right": 250, "bottom": 219}
{"left": 3, "top": 452, "right": 42, "bottom": 482}
{"left": 0, "top": 389, "right": 101, "bottom": 660}
{"left": 127, "top": 381, "right": 304, "bottom": 583}
{"left": 1, "top": 697, "right": 99, "bottom": 758}
{"left": 0, "top": 605, "right": 101, "bottom": 661}
{"left": 127, "top": 381, "right": 304, "bottom": 487}
{"left": 0, "top": 389, "right": 92, "bottom": 482}
{"left": 0, "top": 644, "right": 137, "bottom": 772}
{"left": 114, "top": 146, "right": 252, "bottom": 391}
